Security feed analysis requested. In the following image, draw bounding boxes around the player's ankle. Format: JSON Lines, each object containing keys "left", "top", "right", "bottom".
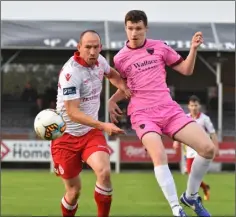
{"left": 186, "top": 191, "right": 198, "bottom": 200}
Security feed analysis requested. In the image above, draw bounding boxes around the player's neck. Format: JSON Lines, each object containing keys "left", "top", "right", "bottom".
{"left": 191, "top": 112, "right": 201, "bottom": 119}
{"left": 127, "top": 39, "right": 146, "bottom": 49}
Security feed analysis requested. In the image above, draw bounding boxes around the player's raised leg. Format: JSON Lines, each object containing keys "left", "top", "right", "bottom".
{"left": 142, "top": 132, "right": 187, "bottom": 217}
{"left": 86, "top": 151, "right": 112, "bottom": 217}
{"left": 173, "top": 122, "right": 215, "bottom": 217}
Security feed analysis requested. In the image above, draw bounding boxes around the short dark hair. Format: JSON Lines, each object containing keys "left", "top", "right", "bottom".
{"left": 188, "top": 95, "right": 201, "bottom": 104}
{"left": 79, "top": 30, "right": 101, "bottom": 44}
{"left": 125, "top": 10, "right": 148, "bottom": 27}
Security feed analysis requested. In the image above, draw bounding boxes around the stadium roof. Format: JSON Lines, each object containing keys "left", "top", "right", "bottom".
{"left": 1, "top": 20, "right": 235, "bottom": 52}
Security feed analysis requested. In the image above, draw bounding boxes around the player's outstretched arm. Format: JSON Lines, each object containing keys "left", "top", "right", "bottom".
{"left": 109, "top": 89, "right": 128, "bottom": 104}
{"left": 105, "top": 67, "right": 131, "bottom": 99}
{"left": 64, "top": 99, "right": 124, "bottom": 135}
{"left": 172, "top": 32, "right": 203, "bottom": 76}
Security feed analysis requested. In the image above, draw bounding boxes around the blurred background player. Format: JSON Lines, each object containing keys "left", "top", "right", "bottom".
{"left": 108, "top": 10, "right": 216, "bottom": 217}
{"left": 173, "top": 95, "right": 219, "bottom": 201}
{"left": 51, "top": 30, "right": 131, "bottom": 217}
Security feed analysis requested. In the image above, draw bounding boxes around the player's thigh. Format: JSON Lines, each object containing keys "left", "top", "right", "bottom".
{"left": 51, "top": 135, "right": 83, "bottom": 180}
{"left": 82, "top": 129, "right": 111, "bottom": 178}
{"left": 86, "top": 151, "right": 111, "bottom": 179}
{"left": 162, "top": 102, "right": 194, "bottom": 138}
{"left": 173, "top": 122, "right": 215, "bottom": 158}
{"left": 142, "top": 132, "right": 168, "bottom": 166}
{"left": 51, "top": 147, "right": 83, "bottom": 179}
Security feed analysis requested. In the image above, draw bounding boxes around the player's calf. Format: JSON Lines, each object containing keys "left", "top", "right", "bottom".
{"left": 94, "top": 167, "right": 113, "bottom": 217}
{"left": 142, "top": 133, "right": 186, "bottom": 216}
{"left": 64, "top": 187, "right": 80, "bottom": 205}
{"left": 61, "top": 177, "right": 81, "bottom": 217}
{"left": 86, "top": 151, "right": 113, "bottom": 217}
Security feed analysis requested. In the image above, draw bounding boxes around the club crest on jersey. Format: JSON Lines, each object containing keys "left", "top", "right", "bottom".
{"left": 146, "top": 48, "right": 154, "bottom": 55}
{"left": 65, "top": 73, "right": 72, "bottom": 81}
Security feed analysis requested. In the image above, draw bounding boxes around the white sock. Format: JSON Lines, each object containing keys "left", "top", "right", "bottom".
{"left": 154, "top": 165, "right": 180, "bottom": 211}
{"left": 186, "top": 155, "right": 212, "bottom": 199}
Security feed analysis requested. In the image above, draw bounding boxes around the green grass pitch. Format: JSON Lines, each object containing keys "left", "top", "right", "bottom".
{"left": 1, "top": 170, "right": 235, "bottom": 216}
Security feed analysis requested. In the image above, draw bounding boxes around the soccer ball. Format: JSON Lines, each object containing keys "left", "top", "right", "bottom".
{"left": 34, "top": 109, "right": 66, "bottom": 140}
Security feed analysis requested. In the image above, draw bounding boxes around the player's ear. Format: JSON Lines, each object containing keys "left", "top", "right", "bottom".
{"left": 77, "top": 43, "right": 81, "bottom": 52}
{"left": 99, "top": 44, "right": 102, "bottom": 52}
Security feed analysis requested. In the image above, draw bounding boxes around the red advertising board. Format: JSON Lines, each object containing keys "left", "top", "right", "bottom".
{"left": 214, "top": 142, "right": 235, "bottom": 163}
{"left": 120, "top": 141, "right": 181, "bottom": 163}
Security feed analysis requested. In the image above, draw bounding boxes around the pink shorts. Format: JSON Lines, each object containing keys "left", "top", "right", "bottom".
{"left": 130, "top": 101, "right": 194, "bottom": 140}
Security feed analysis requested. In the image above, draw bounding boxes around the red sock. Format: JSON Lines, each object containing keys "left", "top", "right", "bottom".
{"left": 200, "top": 181, "right": 207, "bottom": 189}
{"left": 61, "top": 196, "right": 78, "bottom": 217}
{"left": 94, "top": 184, "right": 112, "bottom": 217}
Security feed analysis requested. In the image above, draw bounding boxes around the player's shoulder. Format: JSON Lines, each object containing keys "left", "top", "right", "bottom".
{"left": 98, "top": 54, "right": 107, "bottom": 62}
{"left": 113, "top": 46, "right": 129, "bottom": 62}
{"left": 200, "top": 112, "right": 211, "bottom": 120}
{"left": 186, "top": 113, "right": 191, "bottom": 117}
{"left": 60, "top": 56, "right": 84, "bottom": 78}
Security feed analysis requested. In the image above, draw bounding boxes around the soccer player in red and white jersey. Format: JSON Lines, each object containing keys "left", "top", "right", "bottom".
{"left": 51, "top": 30, "right": 131, "bottom": 217}
{"left": 108, "top": 10, "right": 216, "bottom": 217}
{"left": 173, "top": 95, "right": 219, "bottom": 201}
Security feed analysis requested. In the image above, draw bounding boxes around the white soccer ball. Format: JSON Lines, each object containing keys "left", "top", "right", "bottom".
{"left": 34, "top": 109, "right": 66, "bottom": 140}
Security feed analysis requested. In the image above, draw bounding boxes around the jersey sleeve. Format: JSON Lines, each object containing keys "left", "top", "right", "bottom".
{"left": 59, "top": 67, "right": 82, "bottom": 101}
{"left": 204, "top": 116, "right": 216, "bottom": 134}
{"left": 162, "top": 42, "right": 184, "bottom": 67}
{"left": 99, "top": 54, "right": 111, "bottom": 75}
{"left": 114, "top": 55, "right": 126, "bottom": 79}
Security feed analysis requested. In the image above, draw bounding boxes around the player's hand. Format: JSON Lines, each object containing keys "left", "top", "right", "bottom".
{"left": 122, "top": 87, "right": 132, "bottom": 99}
{"left": 101, "top": 122, "right": 125, "bottom": 136}
{"left": 108, "top": 100, "right": 123, "bottom": 123}
{"left": 191, "top": 32, "right": 204, "bottom": 49}
{"left": 119, "top": 83, "right": 132, "bottom": 99}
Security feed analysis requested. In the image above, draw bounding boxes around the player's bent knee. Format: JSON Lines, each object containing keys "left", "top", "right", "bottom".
{"left": 199, "top": 142, "right": 215, "bottom": 159}
{"left": 96, "top": 167, "right": 111, "bottom": 184}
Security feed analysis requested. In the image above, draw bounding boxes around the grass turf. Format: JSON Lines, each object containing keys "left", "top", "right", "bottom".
{"left": 1, "top": 170, "right": 235, "bottom": 216}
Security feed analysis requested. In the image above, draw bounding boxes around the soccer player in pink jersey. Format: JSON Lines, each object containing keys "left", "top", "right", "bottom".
{"left": 173, "top": 95, "right": 219, "bottom": 201}
{"left": 51, "top": 30, "right": 131, "bottom": 217}
{"left": 108, "top": 10, "right": 216, "bottom": 217}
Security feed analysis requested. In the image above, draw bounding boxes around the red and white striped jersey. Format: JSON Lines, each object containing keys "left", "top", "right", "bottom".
{"left": 56, "top": 51, "right": 110, "bottom": 136}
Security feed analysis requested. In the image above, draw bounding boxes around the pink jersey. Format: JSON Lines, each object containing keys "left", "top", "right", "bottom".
{"left": 114, "top": 39, "right": 183, "bottom": 115}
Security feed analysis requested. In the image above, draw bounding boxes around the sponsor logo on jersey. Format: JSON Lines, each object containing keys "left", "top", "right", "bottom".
{"left": 63, "top": 87, "right": 76, "bottom": 95}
